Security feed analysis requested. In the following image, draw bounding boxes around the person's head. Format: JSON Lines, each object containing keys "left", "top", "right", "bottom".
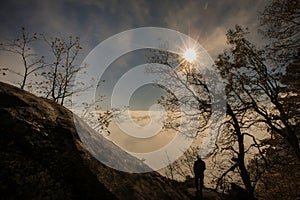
{"left": 197, "top": 155, "right": 201, "bottom": 160}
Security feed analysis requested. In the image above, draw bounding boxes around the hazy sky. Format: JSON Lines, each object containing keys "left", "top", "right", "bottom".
{"left": 0, "top": 0, "right": 270, "bottom": 56}
{"left": 0, "top": 0, "right": 271, "bottom": 110}
{"left": 0, "top": 0, "right": 274, "bottom": 171}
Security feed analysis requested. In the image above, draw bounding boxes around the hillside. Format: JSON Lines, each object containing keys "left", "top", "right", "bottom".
{"left": 0, "top": 82, "right": 188, "bottom": 200}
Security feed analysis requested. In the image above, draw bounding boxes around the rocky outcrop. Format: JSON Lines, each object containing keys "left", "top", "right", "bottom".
{"left": 0, "top": 82, "right": 188, "bottom": 200}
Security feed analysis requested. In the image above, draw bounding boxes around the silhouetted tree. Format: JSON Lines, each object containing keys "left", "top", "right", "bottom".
{"left": 39, "top": 35, "right": 85, "bottom": 106}
{"left": 260, "top": 0, "right": 300, "bottom": 159}
{"left": 248, "top": 134, "right": 300, "bottom": 199}
{"left": 0, "top": 27, "right": 44, "bottom": 89}
{"left": 260, "top": 0, "right": 300, "bottom": 63}
{"left": 164, "top": 147, "right": 200, "bottom": 181}
{"left": 152, "top": 21, "right": 299, "bottom": 197}
{"left": 149, "top": 32, "right": 270, "bottom": 197}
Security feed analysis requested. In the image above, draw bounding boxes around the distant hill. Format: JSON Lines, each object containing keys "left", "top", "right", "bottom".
{"left": 0, "top": 82, "right": 188, "bottom": 200}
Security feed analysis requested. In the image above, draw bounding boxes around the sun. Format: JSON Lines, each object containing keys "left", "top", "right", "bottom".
{"left": 183, "top": 48, "right": 197, "bottom": 63}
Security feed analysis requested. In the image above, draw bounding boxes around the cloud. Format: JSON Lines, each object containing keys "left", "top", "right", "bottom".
{"left": 107, "top": 110, "right": 177, "bottom": 153}
{"left": 162, "top": 0, "right": 270, "bottom": 58}
{"left": 0, "top": 52, "right": 23, "bottom": 86}
{"left": 0, "top": 0, "right": 272, "bottom": 93}
{"left": 0, "top": 0, "right": 270, "bottom": 58}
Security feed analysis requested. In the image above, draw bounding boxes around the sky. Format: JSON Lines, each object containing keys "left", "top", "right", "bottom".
{"left": 0, "top": 0, "right": 270, "bottom": 64}
{"left": 0, "top": 0, "right": 271, "bottom": 110}
{"left": 4, "top": 1, "right": 270, "bottom": 48}
{"left": 0, "top": 0, "right": 273, "bottom": 171}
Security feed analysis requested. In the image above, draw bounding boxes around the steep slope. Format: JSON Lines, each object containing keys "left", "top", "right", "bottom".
{"left": 0, "top": 82, "right": 188, "bottom": 200}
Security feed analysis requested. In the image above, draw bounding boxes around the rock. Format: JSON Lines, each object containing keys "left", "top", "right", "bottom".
{"left": 184, "top": 187, "right": 221, "bottom": 200}
{"left": 227, "top": 183, "right": 257, "bottom": 200}
{"left": 0, "top": 82, "right": 188, "bottom": 200}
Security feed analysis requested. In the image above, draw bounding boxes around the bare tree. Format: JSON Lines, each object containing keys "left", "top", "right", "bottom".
{"left": 147, "top": 50, "right": 212, "bottom": 137}
{"left": 79, "top": 99, "right": 113, "bottom": 136}
{"left": 39, "top": 35, "right": 85, "bottom": 106}
{"left": 0, "top": 27, "right": 44, "bottom": 89}
{"left": 163, "top": 147, "right": 200, "bottom": 181}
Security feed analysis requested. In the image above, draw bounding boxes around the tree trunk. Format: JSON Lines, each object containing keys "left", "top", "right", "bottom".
{"left": 287, "top": 133, "right": 300, "bottom": 161}
{"left": 21, "top": 72, "right": 27, "bottom": 89}
{"left": 51, "top": 63, "right": 58, "bottom": 101}
{"left": 227, "top": 104, "right": 255, "bottom": 197}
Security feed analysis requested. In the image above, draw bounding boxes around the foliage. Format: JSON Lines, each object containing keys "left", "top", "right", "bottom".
{"left": 260, "top": 0, "right": 300, "bottom": 63}
{"left": 249, "top": 135, "right": 300, "bottom": 199}
{"left": 158, "top": 0, "right": 299, "bottom": 197}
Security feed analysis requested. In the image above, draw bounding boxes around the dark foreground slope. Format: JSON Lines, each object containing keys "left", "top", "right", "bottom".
{"left": 0, "top": 82, "right": 188, "bottom": 200}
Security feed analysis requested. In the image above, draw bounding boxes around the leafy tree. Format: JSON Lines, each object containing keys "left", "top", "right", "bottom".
{"left": 213, "top": 20, "right": 299, "bottom": 194}
{"left": 241, "top": 1, "right": 300, "bottom": 198}
{"left": 153, "top": 20, "right": 298, "bottom": 197}
{"left": 260, "top": 0, "right": 300, "bottom": 63}
{"left": 149, "top": 38, "right": 259, "bottom": 197}
{"left": 259, "top": 0, "right": 300, "bottom": 160}
{"left": 248, "top": 134, "right": 300, "bottom": 199}
{"left": 210, "top": 1, "right": 300, "bottom": 196}
{"left": 260, "top": 0, "right": 300, "bottom": 131}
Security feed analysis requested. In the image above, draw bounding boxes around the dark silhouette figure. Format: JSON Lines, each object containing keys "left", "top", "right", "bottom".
{"left": 193, "top": 155, "right": 206, "bottom": 198}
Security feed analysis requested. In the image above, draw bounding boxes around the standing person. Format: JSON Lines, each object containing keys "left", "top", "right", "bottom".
{"left": 193, "top": 155, "right": 206, "bottom": 197}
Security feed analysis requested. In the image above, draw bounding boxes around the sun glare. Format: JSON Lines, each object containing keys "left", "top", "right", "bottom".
{"left": 183, "top": 48, "right": 196, "bottom": 63}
